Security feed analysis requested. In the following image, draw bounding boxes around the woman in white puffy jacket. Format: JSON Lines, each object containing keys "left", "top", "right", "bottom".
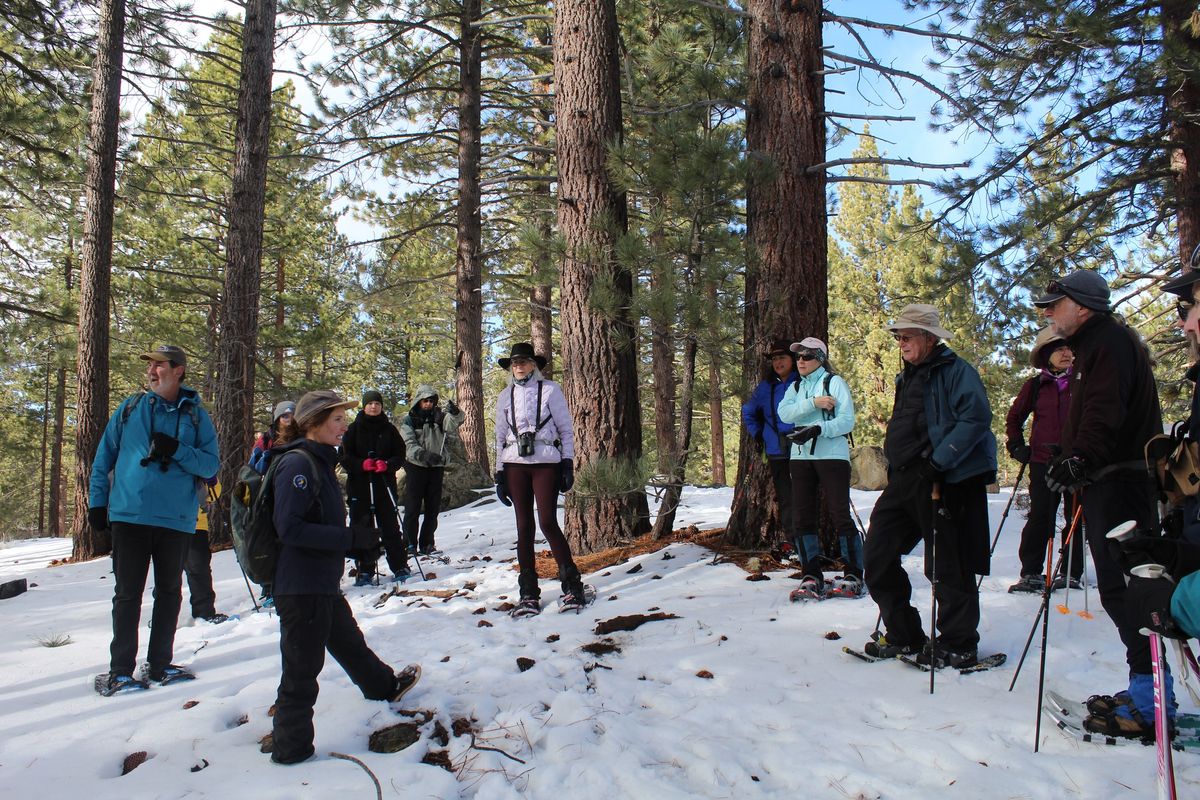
{"left": 493, "top": 343, "right": 586, "bottom": 617}
{"left": 777, "top": 337, "right": 861, "bottom": 599}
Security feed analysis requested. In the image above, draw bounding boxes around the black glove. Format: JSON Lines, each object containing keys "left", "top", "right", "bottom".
{"left": 1007, "top": 442, "right": 1031, "bottom": 464}
{"left": 427, "top": 452, "right": 446, "bottom": 467}
{"left": 559, "top": 459, "right": 575, "bottom": 492}
{"left": 445, "top": 399, "right": 460, "bottom": 416}
{"left": 149, "top": 432, "right": 179, "bottom": 461}
{"left": 1126, "top": 576, "right": 1189, "bottom": 640}
{"left": 1046, "top": 454, "right": 1088, "bottom": 493}
{"left": 88, "top": 506, "right": 109, "bottom": 532}
{"left": 386, "top": 456, "right": 405, "bottom": 471}
{"left": 1108, "top": 533, "right": 1200, "bottom": 579}
{"left": 917, "top": 457, "right": 944, "bottom": 484}
{"left": 351, "top": 524, "right": 381, "bottom": 552}
{"left": 787, "top": 425, "right": 821, "bottom": 447}
{"left": 495, "top": 470, "right": 512, "bottom": 506}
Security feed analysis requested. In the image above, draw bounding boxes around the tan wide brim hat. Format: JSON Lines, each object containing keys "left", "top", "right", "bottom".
{"left": 294, "top": 390, "right": 358, "bottom": 427}
{"left": 1029, "top": 325, "right": 1068, "bottom": 368}
{"left": 886, "top": 303, "right": 952, "bottom": 340}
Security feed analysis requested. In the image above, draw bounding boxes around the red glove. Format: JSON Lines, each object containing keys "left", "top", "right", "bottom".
{"left": 361, "top": 458, "right": 376, "bottom": 473}
{"left": 373, "top": 459, "right": 388, "bottom": 473}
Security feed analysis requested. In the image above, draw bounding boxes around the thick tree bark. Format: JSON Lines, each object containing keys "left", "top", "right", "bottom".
{"left": 274, "top": 254, "right": 285, "bottom": 391}
{"left": 1165, "top": 1, "right": 1200, "bottom": 263}
{"left": 708, "top": 341, "right": 726, "bottom": 485}
{"left": 652, "top": 333, "right": 697, "bottom": 538}
{"left": 727, "top": 2, "right": 828, "bottom": 547}
{"left": 555, "top": 0, "right": 650, "bottom": 551}
{"left": 529, "top": 31, "right": 555, "bottom": 378}
{"left": 455, "top": 0, "right": 488, "bottom": 471}
{"left": 213, "top": 0, "right": 277, "bottom": 546}
{"left": 71, "top": 0, "right": 126, "bottom": 560}
{"left": 649, "top": 212, "right": 676, "bottom": 474}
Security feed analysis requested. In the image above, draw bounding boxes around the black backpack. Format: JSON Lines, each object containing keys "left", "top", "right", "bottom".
{"left": 229, "top": 449, "right": 322, "bottom": 586}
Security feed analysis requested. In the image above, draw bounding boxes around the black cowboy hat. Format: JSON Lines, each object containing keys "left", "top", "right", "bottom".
{"left": 498, "top": 342, "right": 547, "bottom": 370}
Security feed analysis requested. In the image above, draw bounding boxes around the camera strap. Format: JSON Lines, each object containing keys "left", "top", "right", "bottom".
{"left": 508, "top": 381, "right": 552, "bottom": 442}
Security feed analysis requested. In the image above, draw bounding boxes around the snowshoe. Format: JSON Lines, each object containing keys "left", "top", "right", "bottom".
{"left": 826, "top": 574, "right": 865, "bottom": 599}
{"left": 788, "top": 575, "right": 825, "bottom": 602}
{"left": 559, "top": 584, "right": 596, "bottom": 613}
{"left": 914, "top": 642, "right": 978, "bottom": 669}
{"left": 94, "top": 672, "right": 149, "bottom": 697}
{"left": 510, "top": 597, "right": 542, "bottom": 619}
{"left": 899, "top": 650, "right": 1007, "bottom": 674}
{"left": 354, "top": 572, "right": 378, "bottom": 587}
{"left": 389, "top": 568, "right": 414, "bottom": 583}
{"left": 863, "top": 632, "right": 923, "bottom": 659}
{"left": 143, "top": 664, "right": 196, "bottom": 685}
{"left": 1086, "top": 691, "right": 1134, "bottom": 716}
{"left": 198, "top": 612, "right": 233, "bottom": 624}
{"left": 1082, "top": 708, "right": 1160, "bottom": 741}
{"left": 417, "top": 549, "right": 450, "bottom": 565}
{"left": 1051, "top": 575, "right": 1084, "bottom": 591}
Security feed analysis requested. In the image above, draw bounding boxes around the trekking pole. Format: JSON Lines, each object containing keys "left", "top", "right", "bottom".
{"left": 978, "top": 461, "right": 1027, "bottom": 589}
{"left": 849, "top": 495, "right": 869, "bottom": 541}
{"left": 1033, "top": 537, "right": 1054, "bottom": 752}
{"left": 1009, "top": 501, "right": 1084, "bottom": 692}
{"left": 366, "top": 456, "right": 381, "bottom": 585}
{"left": 1056, "top": 521, "right": 1075, "bottom": 615}
{"left": 384, "top": 483, "right": 425, "bottom": 580}
{"left": 236, "top": 559, "right": 262, "bottom": 612}
{"left": 929, "top": 482, "right": 943, "bottom": 696}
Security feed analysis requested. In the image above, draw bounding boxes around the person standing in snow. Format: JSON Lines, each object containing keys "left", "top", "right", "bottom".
{"left": 89, "top": 345, "right": 220, "bottom": 695}
{"left": 1033, "top": 270, "right": 1169, "bottom": 738}
{"left": 267, "top": 390, "right": 420, "bottom": 765}
{"left": 184, "top": 476, "right": 230, "bottom": 624}
{"left": 250, "top": 400, "right": 295, "bottom": 475}
{"left": 493, "top": 342, "right": 587, "bottom": 617}
{"left": 399, "top": 384, "right": 463, "bottom": 556}
{"left": 777, "top": 337, "right": 861, "bottom": 599}
{"left": 861, "top": 305, "right": 996, "bottom": 668}
{"left": 341, "top": 390, "right": 410, "bottom": 584}
{"left": 741, "top": 339, "right": 800, "bottom": 553}
{"left": 1004, "top": 326, "right": 1083, "bottom": 594}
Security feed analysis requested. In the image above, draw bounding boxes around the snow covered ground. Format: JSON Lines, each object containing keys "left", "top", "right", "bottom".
{"left": 0, "top": 486, "right": 1196, "bottom": 799}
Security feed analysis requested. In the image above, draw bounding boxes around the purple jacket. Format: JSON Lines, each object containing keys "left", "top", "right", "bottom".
{"left": 1005, "top": 369, "right": 1071, "bottom": 464}
{"left": 494, "top": 372, "right": 575, "bottom": 465}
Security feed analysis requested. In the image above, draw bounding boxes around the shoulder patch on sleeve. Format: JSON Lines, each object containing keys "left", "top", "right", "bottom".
{"left": 292, "top": 474, "right": 308, "bottom": 491}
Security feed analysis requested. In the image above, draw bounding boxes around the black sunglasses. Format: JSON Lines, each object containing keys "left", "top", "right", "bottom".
{"left": 795, "top": 352, "right": 821, "bottom": 362}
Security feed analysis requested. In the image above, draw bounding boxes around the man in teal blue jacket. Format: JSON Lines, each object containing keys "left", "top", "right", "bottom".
{"left": 861, "top": 305, "right": 997, "bottom": 668}
{"left": 89, "top": 345, "right": 220, "bottom": 696}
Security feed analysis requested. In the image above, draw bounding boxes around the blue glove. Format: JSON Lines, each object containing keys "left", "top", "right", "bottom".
{"left": 495, "top": 470, "right": 512, "bottom": 507}
{"left": 558, "top": 459, "right": 575, "bottom": 492}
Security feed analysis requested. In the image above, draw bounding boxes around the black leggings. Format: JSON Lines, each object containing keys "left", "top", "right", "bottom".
{"left": 506, "top": 462, "right": 579, "bottom": 597}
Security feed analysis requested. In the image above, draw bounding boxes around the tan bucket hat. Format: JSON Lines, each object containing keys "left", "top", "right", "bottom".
{"left": 886, "top": 303, "right": 952, "bottom": 340}
{"left": 1028, "top": 326, "right": 1068, "bottom": 368}
{"left": 293, "top": 390, "right": 358, "bottom": 427}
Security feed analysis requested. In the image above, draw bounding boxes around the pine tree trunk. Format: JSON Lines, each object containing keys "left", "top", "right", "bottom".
{"left": 213, "top": 0, "right": 277, "bottom": 546}
{"left": 530, "top": 36, "right": 555, "bottom": 379}
{"left": 71, "top": 0, "right": 126, "bottom": 561}
{"left": 554, "top": 0, "right": 649, "bottom": 552}
{"left": 727, "top": 1, "right": 828, "bottom": 548}
{"left": 649, "top": 212, "right": 677, "bottom": 474}
{"left": 455, "top": 0, "right": 488, "bottom": 471}
{"left": 39, "top": 352, "right": 51, "bottom": 532}
{"left": 652, "top": 333, "right": 697, "bottom": 538}
{"left": 1165, "top": 1, "right": 1200, "bottom": 261}
{"left": 706, "top": 281, "right": 726, "bottom": 485}
{"left": 274, "top": 254, "right": 285, "bottom": 391}
{"left": 49, "top": 364, "right": 67, "bottom": 536}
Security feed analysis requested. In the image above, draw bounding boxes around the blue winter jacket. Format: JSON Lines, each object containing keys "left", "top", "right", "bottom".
{"left": 776, "top": 367, "right": 856, "bottom": 461}
{"left": 742, "top": 372, "right": 799, "bottom": 459}
{"left": 89, "top": 386, "right": 220, "bottom": 534}
{"left": 900, "top": 345, "right": 997, "bottom": 484}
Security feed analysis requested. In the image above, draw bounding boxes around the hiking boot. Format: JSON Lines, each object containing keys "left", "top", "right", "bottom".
{"left": 789, "top": 575, "right": 825, "bottom": 602}
{"left": 199, "top": 612, "right": 231, "bottom": 624}
{"left": 828, "top": 574, "right": 865, "bottom": 598}
{"left": 1086, "top": 691, "right": 1134, "bottom": 715}
{"left": 511, "top": 597, "right": 541, "bottom": 618}
{"left": 1083, "top": 708, "right": 1161, "bottom": 740}
{"left": 144, "top": 664, "right": 196, "bottom": 684}
{"left": 916, "top": 642, "right": 978, "bottom": 669}
{"left": 390, "top": 664, "right": 421, "bottom": 703}
{"left": 1051, "top": 575, "right": 1084, "bottom": 591}
{"left": 354, "top": 571, "right": 377, "bottom": 587}
{"left": 390, "top": 567, "right": 413, "bottom": 583}
{"left": 559, "top": 585, "right": 595, "bottom": 613}
{"left": 1008, "top": 574, "right": 1043, "bottom": 594}
{"left": 94, "top": 672, "right": 149, "bottom": 696}
{"left": 863, "top": 633, "right": 923, "bottom": 659}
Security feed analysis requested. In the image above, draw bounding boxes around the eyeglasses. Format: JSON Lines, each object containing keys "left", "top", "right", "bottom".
{"left": 795, "top": 352, "right": 821, "bottom": 361}
{"left": 1178, "top": 300, "right": 1196, "bottom": 322}
{"left": 510, "top": 357, "right": 533, "bottom": 366}
{"left": 892, "top": 333, "right": 921, "bottom": 343}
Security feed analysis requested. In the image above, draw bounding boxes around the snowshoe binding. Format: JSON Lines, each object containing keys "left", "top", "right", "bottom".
{"left": 510, "top": 597, "right": 542, "bottom": 619}
{"left": 788, "top": 575, "right": 825, "bottom": 602}
{"left": 94, "top": 672, "right": 149, "bottom": 697}
{"left": 827, "top": 574, "right": 865, "bottom": 599}
{"left": 144, "top": 664, "right": 196, "bottom": 685}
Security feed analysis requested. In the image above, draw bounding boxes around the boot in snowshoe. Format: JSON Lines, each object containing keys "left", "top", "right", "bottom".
{"left": 827, "top": 574, "right": 865, "bottom": 599}
{"left": 1008, "top": 574, "right": 1043, "bottom": 594}
{"left": 1086, "top": 691, "right": 1134, "bottom": 716}
{"left": 390, "top": 664, "right": 421, "bottom": 703}
{"left": 94, "top": 672, "right": 149, "bottom": 696}
{"left": 915, "top": 642, "right": 978, "bottom": 669}
{"left": 559, "top": 584, "right": 596, "bottom": 613}
{"left": 144, "top": 663, "right": 196, "bottom": 685}
{"left": 354, "top": 571, "right": 378, "bottom": 587}
{"left": 863, "top": 632, "right": 924, "bottom": 659}
{"left": 510, "top": 597, "right": 542, "bottom": 619}
{"left": 1051, "top": 574, "right": 1083, "bottom": 591}
{"left": 1082, "top": 707, "right": 1162, "bottom": 740}
{"left": 789, "top": 575, "right": 825, "bottom": 602}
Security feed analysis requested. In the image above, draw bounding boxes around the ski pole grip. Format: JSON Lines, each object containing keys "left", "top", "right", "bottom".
{"left": 1105, "top": 520, "right": 1138, "bottom": 543}
{"left": 1130, "top": 564, "right": 1166, "bottom": 580}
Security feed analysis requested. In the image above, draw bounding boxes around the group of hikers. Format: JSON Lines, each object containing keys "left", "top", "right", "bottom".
{"left": 743, "top": 263, "right": 1200, "bottom": 743}
{"left": 77, "top": 253, "right": 1200, "bottom": 761}
{"left": 84, "top": 340, "right": 585, "bottom": 764}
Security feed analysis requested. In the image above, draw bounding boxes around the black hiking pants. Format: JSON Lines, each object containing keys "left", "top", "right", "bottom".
{"left": 403, "top": 464, "right": 445, "bottom": 552}
{"left": 1017, "top": 462, "right": 1084, "bottom": 579}
{"left": 271, "top": 593, "right": 396, "bottom": 764}
{"left": 184, "top": 528, "right": 217, "bottom": 619}
{"left": 109, "top": 522, "right": 190, "bottom": 676}
{"left": 348, "top": 478, "right": 408, "bottom": 576}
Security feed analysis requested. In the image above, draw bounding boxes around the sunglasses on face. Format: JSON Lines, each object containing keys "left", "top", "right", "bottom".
{"left": 1177, "top": 300, "right": 1196, "bottom": 322}
{"left": 892, "top": 333, "right": 921, "bottom": 343}
{"left": 795, "top": 352, "right": 821, "bottom": 362}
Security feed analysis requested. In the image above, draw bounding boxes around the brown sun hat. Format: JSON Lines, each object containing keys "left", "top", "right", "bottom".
{"left": 1028, "top": 326, "right": 1068, "bottom": 368}
{"left": 886, "top": 304, "right": 952, "bottom": 340}
{"left": 293, "top": 390, "right": 358, "bottom": 427}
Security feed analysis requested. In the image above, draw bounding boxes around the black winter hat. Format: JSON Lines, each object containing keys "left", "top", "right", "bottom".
{"left": 499, "top": 342, "right": 547, "bottom": 370}
{"left": 362, "top": 389, "right": 384, "bottom": 405}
